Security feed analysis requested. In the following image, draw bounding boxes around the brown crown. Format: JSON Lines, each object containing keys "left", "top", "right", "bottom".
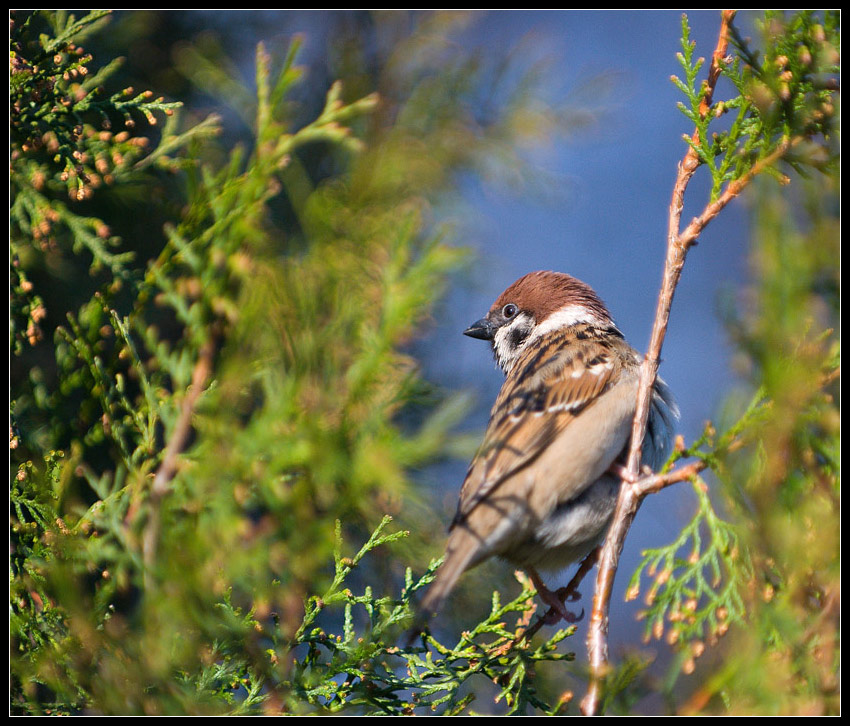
{"left": 490, "top": 270, "right": 612, "bottom": 324}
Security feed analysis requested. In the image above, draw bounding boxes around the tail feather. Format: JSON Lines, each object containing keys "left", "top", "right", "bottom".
{"left": 418, "top": 527, "right": 482, "bottom": 618}
{"left": 405, "top": 527, "right": 484, "bottom": 646}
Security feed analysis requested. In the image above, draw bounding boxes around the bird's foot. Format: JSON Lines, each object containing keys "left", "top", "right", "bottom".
{"left": 608, "top": 461, "right": 653, "bottom": 484}
{"left": 557, "top": 584, "right": 582, "bottom": 602}
{"left": 528, "top": 568, "right": 584, "bottom": 625}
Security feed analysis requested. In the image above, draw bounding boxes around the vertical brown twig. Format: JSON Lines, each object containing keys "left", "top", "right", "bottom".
{"left": 582, "top": 8, "right": 806, "bottom": 713}
{"left": 580, "top": 10, "right": 737, "bottom": 715}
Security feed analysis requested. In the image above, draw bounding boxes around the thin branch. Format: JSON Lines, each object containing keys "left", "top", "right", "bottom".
{"left": 633, "top": 8, "right": 738, "bottom": 482}
{"left": 581, "top": 10, "right": 738, "bottom": 716}
{"left": 677, "top": 136, "right": 795, "bottom": 249}
{"left": 581, "top": 5, "right": 809, "bottom": 708}
{"left": 696, "top": 10, "right": 734, "bottom": 122}
{"left": 633, "top": 459, "right": 709, "bottom": 497}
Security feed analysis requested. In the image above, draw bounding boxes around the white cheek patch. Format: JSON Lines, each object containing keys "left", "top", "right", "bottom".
{"left": 529, "top": 304, "right": 609, "bottom": 342}
{"left": 493, "top": 313, "right": 533, "bottom": 372}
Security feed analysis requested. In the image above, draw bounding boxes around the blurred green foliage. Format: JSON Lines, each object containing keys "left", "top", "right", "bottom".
{"left": 10, "top": 9, "right": 584, "bottom": 715}
{"left": 673, "top": 11, "right": 839, "bottom": 200}
{"left": 690, "top": 171, "right": 840, "bottom": 715}
{"left": 9, "top": 9, "right": 839, "bottom": 716}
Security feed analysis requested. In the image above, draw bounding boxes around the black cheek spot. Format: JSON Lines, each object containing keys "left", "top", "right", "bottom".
{"left": 509, "top": 327, "right": 530, "bottom": 349}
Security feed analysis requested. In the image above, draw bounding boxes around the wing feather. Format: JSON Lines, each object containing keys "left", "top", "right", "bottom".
{"left": 453, "top": 325, "right": 622, "bottom": 525}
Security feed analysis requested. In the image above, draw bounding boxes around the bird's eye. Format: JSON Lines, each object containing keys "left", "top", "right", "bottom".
{"left": 502, "top": 303, "right": 518, "bottom": 319}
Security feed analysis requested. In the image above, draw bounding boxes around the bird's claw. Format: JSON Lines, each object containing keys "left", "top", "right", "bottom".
{"left": 543, "top": 603, "right": 584, "bottom": 626}
{"left": 536, "top": 585, "right": 583, "bottom": 624}
{"left": 529, "top": 567, "right": 585, "bottom": 626}
{"left": 557, "top": 586, "right": 582, "bottom": 602}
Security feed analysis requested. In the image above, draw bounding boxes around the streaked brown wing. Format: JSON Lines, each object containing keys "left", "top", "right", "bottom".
{"left": 454, "top": 327, "right": 619, "bottom": 525}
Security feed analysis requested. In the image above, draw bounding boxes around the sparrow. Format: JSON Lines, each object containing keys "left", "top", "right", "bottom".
{"left": 418, "top": 270, "right": 678, "bottom": 622}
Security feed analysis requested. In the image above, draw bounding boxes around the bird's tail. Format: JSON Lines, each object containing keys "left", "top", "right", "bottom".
{"left": 417, "top": 527, "right": 481, "bottom": 619}
{"left": 406, "top": 545, "right": 474, "bottom": 646}
{"left": 404, "top": 526, "right": 487, "bottom": 646}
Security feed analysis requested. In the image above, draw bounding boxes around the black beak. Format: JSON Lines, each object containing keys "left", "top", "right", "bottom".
{"left": 463, "top": 317, "right": 495, "bottom": 341}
